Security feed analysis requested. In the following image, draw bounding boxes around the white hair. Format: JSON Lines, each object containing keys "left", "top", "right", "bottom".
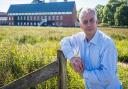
{"left": 79, "top": 8, "right": 97, "bottom": 23}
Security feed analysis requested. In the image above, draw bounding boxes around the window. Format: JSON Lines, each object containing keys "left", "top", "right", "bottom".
{"left": 27, "top": 22, "right": 29, "bottom": 26}
{"left": 37, "top": 16, "right": 40, "bottom": 20}
{"left": 52, "top": 22, "right": 55, "bottom": 26}
{"left": 60, "top": 16, "right": 63, "bottom": 20}
{"left": 60, "top": 22, "right": 63, "bottom": 26}
{"left": 56, "top": 22, "right": 59, "bottom": 26}
{"left": 52, "top": 16, "right": 55, "bottom": 20}
{"left": 24, "top": 22, "right": 26, "bottom": 25}
{"left": 27, "top": 16, "right": 29, "bottom": 20}
{"left": 8, "top": 17, "right": 11, "bottom": 20}
{"left": 11, "top": 17, "right": 13, "bottom": 20}
{"left": 41, "top": 16, "right": 44, "bottom": 20}
{"left": 21, "top": 16, "right": 23, "bottom": 20}
{"left": 30, "top": 22, "right": 33, "bottom": 26}
{"left": 24, "top": 16, "right": 26, "bottom": 20}
{"left": 34, "top": 22, "right": 36, "bottom": 26}
{"left": 19, "top": 16, "right": 21, "bottom": 20}
{"left": 48, "top": 16, "right": 51, "bottom": 20}
{"left": 34, "top": 16, "right": 36, "bottom": 20}
{"left": 44, "top": 16, "right": 47, "bottom": 19}
{"left": 17, "top": 22, "right": 19, "bottom": 26}
{"left": 17, "top": 16, "right": 19, "bottom": 20}
{"left": 21, "top": 22, "right": 23, "bottom": 26}
{"left": 12, "top": 22, "right": 14, "bottom": 25}
{"left": 9, "top": 22, "right": 11, "bottom": 25}
{"left": 56, "top": 16, "right": 59, "bottom": 20}
{"left": 30, "top": 16, "right": 33, "bottom": 20}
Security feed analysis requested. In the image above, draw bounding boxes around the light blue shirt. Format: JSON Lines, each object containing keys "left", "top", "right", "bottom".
{"left": 60, "top": 29, "right": 122, "bottom": 89}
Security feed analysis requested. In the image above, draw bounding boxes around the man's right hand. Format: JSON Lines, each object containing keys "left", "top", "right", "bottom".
{"left": 70, "top": 57, "right": 84, "bottom": 74}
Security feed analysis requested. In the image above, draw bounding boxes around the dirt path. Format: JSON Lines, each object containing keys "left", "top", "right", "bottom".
{"left": 118, "top": 62, "right": 128, "bottom": 68}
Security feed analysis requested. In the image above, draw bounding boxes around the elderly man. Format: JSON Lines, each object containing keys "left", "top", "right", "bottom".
{"left": 60, "top": 8, "right": 122, "bottom": 89}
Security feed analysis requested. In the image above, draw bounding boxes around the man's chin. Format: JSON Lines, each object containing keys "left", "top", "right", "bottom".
{"left": 87, "top": 28, "right": 94, "bottom": 31}
{"left": 85, "top": 29, "right": 94, "bottom": 32}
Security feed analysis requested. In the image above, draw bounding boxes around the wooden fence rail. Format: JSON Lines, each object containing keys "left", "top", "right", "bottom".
{"left": 0, "top": 50, "right": 67, "bottom": 89}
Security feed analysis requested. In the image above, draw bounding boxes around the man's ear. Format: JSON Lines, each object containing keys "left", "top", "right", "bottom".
{"left": 80, "top": 23, "right": 83, "bottom": 28}
{"left": 80, "top": 23, "right": 84, "bottom": 30}
{"left": 96, "top": 19, "right": 99, "bottom": 24}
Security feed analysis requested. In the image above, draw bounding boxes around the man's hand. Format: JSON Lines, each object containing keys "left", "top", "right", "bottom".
{"left": 70, "top": 57, "right": 84, "bottom": 74}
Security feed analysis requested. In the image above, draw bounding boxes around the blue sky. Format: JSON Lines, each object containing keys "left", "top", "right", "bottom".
{"left": 0, "top": 0, "right": 108, "bottom": 12}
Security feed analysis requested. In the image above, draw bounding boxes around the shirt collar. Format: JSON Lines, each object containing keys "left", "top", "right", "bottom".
{"left": 83, "top": 29, "right": 99, "bottom": 45}
{"left": 90, "top": 30, "right": 99, "bottom": 45}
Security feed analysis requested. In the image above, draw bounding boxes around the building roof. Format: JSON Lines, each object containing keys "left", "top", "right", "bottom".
{"left": 7, "top": 1, "right": 75, "bottom": 13}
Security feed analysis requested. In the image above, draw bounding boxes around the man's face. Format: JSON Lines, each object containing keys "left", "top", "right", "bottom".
{"left": 80, "top": 12, "right": 97, "bottom": 34}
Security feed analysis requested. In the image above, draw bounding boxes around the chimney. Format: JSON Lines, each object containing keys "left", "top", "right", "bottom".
{"left": 49, "top": 0, "right": 57, "bottom": 2}
{"left": 31, "top": 0, "right": 44, "bottom": 4}
{"left": 64, "top": 0, "right": 67, "bottom": 2}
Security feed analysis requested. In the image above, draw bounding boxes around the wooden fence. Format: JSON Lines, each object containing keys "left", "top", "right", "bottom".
{"left": 0, "top": 50, "right": 67, "bottom": 89}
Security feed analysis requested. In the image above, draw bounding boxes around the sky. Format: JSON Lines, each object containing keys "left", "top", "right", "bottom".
{"left": 0, "top": 0, "right": 109, "bottom": 12}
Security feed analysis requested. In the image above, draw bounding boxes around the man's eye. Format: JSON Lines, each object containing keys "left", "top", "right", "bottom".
{"left": 90, "top": 18, "right": 94, "bottom": 23}
{"left": 83, "top": 20, "right": 88, "bottom": 24}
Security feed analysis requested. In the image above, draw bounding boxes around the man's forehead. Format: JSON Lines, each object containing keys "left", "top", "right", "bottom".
{"left": 83, "top": 11, "right": 95, "bottom": 16}
{"left": 82, "top": 12, "right": 95, "bottom": 19}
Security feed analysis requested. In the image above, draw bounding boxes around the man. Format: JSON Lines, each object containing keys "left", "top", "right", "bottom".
{"left": 60, "top": 8, "right": 122, "bottom": 89}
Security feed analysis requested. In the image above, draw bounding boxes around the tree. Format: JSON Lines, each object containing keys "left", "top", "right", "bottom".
{"left": 114, "top": 4, "right": 128, "bottom": 26}
{"left": 102, "top": 4, "right": 113, "bottom": 25}
{"left": 108, "top": 0, "right": 118, "bottom": 3}
{"left": 100, "top": 0, "right": 122, "bottom": 25}
{"left": 95, "top": 5, "right": 104, "bottom": 23}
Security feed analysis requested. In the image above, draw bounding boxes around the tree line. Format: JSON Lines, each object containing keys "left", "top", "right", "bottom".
{"left": 96, "top": 0, "right": 128, "bottom": 26}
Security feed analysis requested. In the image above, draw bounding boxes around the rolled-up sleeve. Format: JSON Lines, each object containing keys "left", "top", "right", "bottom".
{"left": 83, "top": 40, "right": 118, "bottom": 85}
{"left": 60, "top": 35, "right": 78, "bottom": 60}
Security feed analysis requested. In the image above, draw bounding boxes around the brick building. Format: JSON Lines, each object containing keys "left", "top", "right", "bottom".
{"left": 7, "top": 0, "right": 77, "bottom": 27}
{"left": 0, "top": 12, "right": 8, "bottom": 25}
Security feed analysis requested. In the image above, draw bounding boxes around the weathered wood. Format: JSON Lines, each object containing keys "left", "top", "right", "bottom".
{"left": 57, "top": 50, "right": 67, "bottom": 89}
{"left": 0, "top": 61, "right": 59, "bottom": 89}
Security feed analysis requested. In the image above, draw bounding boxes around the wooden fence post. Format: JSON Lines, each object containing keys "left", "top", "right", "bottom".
{"left": 57, "top": 50, "right": 67, "bottom": 89}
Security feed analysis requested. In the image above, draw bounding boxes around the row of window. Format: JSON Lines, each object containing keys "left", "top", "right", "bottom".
{"left": 0, "top": 21, "right": 8, "bottom": 24}
{"left": 8, "top": 15, "right": 63, "bottom": 21}
{"left": 9, "top": 22, "right": 63, "bottom": 26}
{"left": 0, "top": 17, "right": 8, "bottom": 21}
{"left": 9, "top": 22, "right": 14, "bottom": 25}
{"left": 0, "top": 20, "right": 8, "bottom": 22}
{"left": 8, "top": 12, "right": 72, "bottom": 16}
{"left": 8, "top": 17, "right": 13, "bottom": 20}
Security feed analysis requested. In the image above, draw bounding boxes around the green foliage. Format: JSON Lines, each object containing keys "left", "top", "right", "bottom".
{"left": 118, "top": 64, "right": 128, "bottom": 88}
{"left": 96, "top": 0, "right": 128, "bottom": 26}
{"left": 114, "top": 4, "right": 128, "bottom": 26}
{"left": 96, "top": 5, "right": 104, "bottom": 23}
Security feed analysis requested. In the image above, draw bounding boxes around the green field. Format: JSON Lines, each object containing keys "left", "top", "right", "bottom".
{"left": 0, "top": 26, "right": 128, "bottom": 89}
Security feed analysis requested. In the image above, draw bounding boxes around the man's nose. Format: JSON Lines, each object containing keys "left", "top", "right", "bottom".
{"left": 87, "top": 21, "right": 91, "bottom": 26}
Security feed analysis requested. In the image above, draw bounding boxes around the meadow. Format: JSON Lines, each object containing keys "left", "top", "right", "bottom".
{"left": 0, "top": 26, "right": 128, "bottom": 89}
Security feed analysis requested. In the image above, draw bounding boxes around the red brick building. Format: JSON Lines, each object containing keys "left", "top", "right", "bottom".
{"left": 0, "top": 12, "right": 8, "bottom": 25}
{"left": 7, "top": 0, "right": 77, "bottom": 27}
